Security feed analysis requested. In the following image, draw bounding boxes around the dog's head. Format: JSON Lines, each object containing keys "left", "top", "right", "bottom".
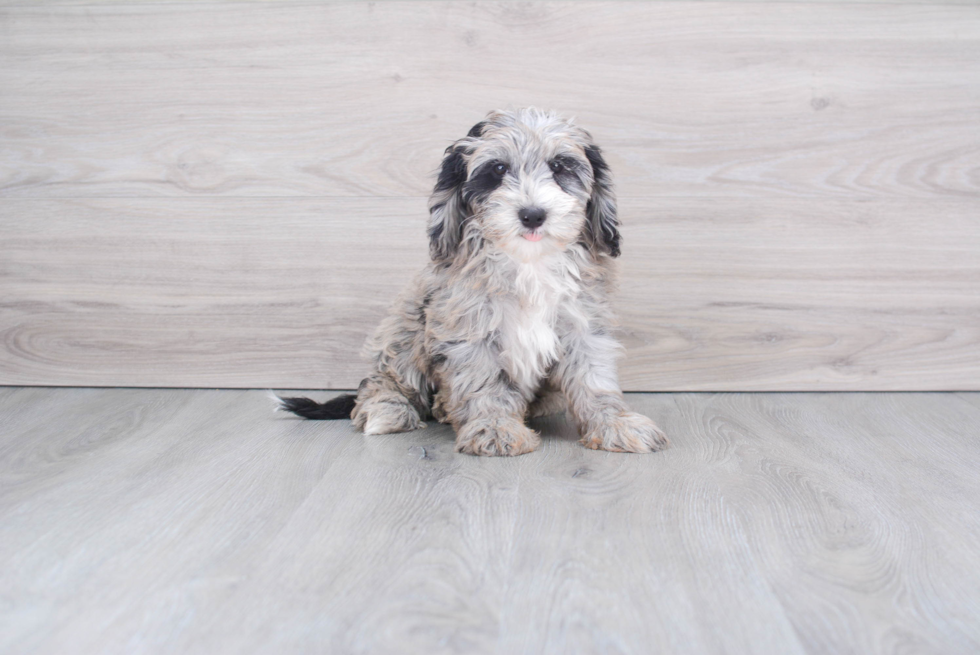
{"left": 427, "top": 108, "right": 620, "bottom": 263}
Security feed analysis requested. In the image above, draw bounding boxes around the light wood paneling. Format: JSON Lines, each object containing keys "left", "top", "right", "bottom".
{"left": 2, "top": 388, "right": 979, "bottom": 653}
{"left": 0, "top": 198, "right": 429, "bottom": 389}
{"left": 2, "top": 197, "right": 977, "bottom": 389}
{"left": 2, "top": 2, "right": 978, "bottom": 199}
{"left": 1, "top": 1, "right": 978, "bottom": 389}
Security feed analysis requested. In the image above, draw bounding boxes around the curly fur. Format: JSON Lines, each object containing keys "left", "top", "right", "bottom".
{"left": 276, "top": 108, "right": 668, "bottom": 456}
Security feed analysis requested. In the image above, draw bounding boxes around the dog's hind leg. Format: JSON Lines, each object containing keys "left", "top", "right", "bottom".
{"left": 527, "top": 379, "right": 567, "bottom": 418}
{"left": 350, "top": 275, "right": 436, "bottom": 435}
{"left": 350, "top": 373, "right": 426, "bottom": 435}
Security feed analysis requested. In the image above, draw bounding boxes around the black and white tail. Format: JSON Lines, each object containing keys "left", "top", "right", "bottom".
{"left": 272, "top": 392, "right": 357, "bottom": 420}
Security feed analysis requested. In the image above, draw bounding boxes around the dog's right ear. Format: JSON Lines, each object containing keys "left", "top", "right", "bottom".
{"left": 428, "top": 144, "right": 470, "bottom": 261}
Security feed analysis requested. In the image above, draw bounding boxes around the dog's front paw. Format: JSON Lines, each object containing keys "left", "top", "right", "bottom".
{"left": 581, "top": 411, "right": 669, "bottom": 453}
{"left": 455, "top": 417, "right": 540, "bottom": 457}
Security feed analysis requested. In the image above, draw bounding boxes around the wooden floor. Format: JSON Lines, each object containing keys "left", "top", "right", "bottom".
{"left": 1, "top": 388, "right": 979, "bottom": 654}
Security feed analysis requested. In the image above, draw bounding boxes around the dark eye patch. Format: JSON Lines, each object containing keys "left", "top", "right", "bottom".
{"left": 462, "top": 159, "right": 509, "bottom": 205}
{"left": 550, "top": 155, "right": 588, "bottom": 194}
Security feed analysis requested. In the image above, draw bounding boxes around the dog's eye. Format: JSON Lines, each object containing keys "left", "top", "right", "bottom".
{"left": 492, "top": 162, "right": 508, "bottom": 176}
{"left": 549, "top": 160, "right": 564, "bottom": 173}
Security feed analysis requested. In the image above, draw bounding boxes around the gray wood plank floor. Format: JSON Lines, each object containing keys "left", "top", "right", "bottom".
{"left": 1, "top": 388, "right": 979, "bottom": 654}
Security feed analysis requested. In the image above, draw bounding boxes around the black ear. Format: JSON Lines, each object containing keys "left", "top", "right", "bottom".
{"left": 583, "top": 144, "right": 621, "bottom": 258}
{"left": 428, "top": 145, "right": 469, "bottom": 261}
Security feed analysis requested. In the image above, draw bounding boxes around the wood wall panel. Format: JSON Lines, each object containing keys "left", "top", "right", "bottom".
{"left": 2, "top": 197, "right": 977, "bottom": 390}
{"left": 1, "top": 3, "right": 978, "bottom": 200}
{"left": 1, "top": 1, "right": 978, "bottom": 389}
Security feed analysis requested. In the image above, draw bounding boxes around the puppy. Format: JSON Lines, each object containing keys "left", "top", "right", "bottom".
{"left": 277, "top": 108, "right": 668, "bottom": 456}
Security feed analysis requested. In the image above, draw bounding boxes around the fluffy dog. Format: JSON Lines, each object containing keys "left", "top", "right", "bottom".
{"left": 276, "top": 108, "right": 668, "bottom": 456}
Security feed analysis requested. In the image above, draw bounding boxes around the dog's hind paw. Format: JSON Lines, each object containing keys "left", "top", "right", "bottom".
{"left": 454, "top": 417, "right": 540, "bottom": 457}
{"left": 353, "top": 400, "right": 425, "bottom": 435}
{"left": 580, "top": 411, "right": 669, "bottom": 453}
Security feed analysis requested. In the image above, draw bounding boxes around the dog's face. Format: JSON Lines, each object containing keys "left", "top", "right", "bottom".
{"left": 428, "top": 109, "right": 621, "bottom": 263}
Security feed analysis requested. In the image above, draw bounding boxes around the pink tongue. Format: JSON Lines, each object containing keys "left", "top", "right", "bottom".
{"left": 523, "top": 232, "right": 543, "bottom": 242}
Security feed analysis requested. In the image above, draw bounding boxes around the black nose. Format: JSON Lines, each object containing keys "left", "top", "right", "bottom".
{"left": 518, "top": 207, "right": 547, "bottom": 229}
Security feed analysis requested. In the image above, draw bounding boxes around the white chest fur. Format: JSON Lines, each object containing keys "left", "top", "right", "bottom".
{"left": 498, "top": 257, "right": 580, "bottom": 392}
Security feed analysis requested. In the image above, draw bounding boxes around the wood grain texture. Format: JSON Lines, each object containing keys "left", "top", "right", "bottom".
{"left": 2, "top": 197, "right": 978, "bottom": 389}
{"left": 1, "top": 1, "right": 978, "bottom": 389}
{"left": 1, "top": 2, "right": 978, "bottom": 200}
{"left": 5, "top": 0, "right": 978, "bottom": 5}
{"left": 1, "top": 388, "right": 979, "bottom": 653}
{"left": 0, "top": 198, "right": 430, "bottom": 389}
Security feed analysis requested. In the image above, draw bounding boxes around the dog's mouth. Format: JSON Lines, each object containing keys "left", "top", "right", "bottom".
{"left": 522, "top": 231, "right": 544, "bottom": 242}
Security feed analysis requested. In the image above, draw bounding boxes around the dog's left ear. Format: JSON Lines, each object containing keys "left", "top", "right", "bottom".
{"left": 427, "top": 145, "right": 469, "bottom": 261}
{"left": 583, "top": 144, "right": 621, "bottom": 258}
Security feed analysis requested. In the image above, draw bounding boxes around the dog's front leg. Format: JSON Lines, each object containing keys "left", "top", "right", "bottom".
{"left": 555, "top": 330, "right": 669, "bottom": 453}
{"left": 439, "top": 344, "right": 540, "bottom": 457}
